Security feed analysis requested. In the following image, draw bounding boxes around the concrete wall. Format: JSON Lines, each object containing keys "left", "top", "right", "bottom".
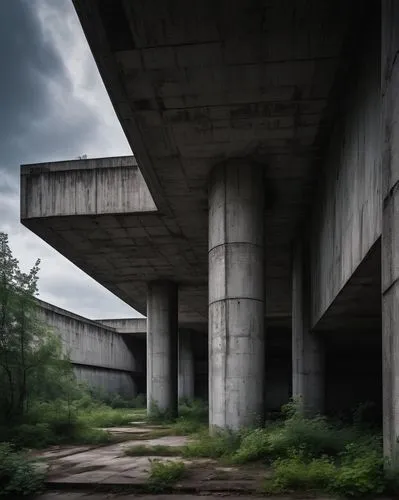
{"left": 310, "top": 20, "right": 381, "bottom": 327}
{"left": 38, "top": 300, "right": 140, "bottom": 397}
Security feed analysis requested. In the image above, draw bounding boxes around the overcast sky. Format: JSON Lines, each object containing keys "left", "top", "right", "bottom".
{"left": 0, "top": 0, "right": 143, "bottom": 320}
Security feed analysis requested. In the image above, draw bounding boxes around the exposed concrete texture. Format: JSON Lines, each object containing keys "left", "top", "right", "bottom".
{"left": 381, "top": 0, "right": 399, "bottom": 465}
{"left": 178, "top": 330, "right": 195, "bottom": 401}
{"left": 73, "top": 366, "right": 136, "bottom": 397}
{"left": 146, "top": 281, "right": 178, "bottom": 415}
{"left": 208, "top": 161, "right": 265, "bottom": 430}
{"left": 292, "top": 240, "right": 324, "bottom": 414}
{"left": 310, "top": 12, "right": 381, "bottom": 327}
{"left": 38, "top": 300, "right": 139, "bottom": 397}
{"left": 21, "top": 156, "right": 156, "bottom": 219}
{"left": 22, "top": 1, "right": 356, "bottom": 333}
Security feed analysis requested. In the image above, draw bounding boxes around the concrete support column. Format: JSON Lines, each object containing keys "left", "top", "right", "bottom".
{"left": 292, "top": 239, "right": 324, "bottom": 415}
{"left": 147, "top": 281, "right": 178, "bottom": 417}
{"left": 382, "top": 0, "right": 399, "bottom": 466}
{"left": 178, "top": 330, "right": 195, "bottom": 401}
{"left": 208, "top": 160, "right": 265, "bottom": 430}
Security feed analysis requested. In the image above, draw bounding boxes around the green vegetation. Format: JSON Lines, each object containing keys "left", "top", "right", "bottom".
{"left": 146, "top": 459, "right": 186, "bottom": 492}
{"left": 0, "top": 232, "right": 146, "bottom": 495}
{"left": 178, "top": 400, "right": 397, "bottom": 497}
{"left": 0, "top": 443, "right": 44, "bottom": 497}
{"left": 125, "top": 444, "right": 183, "bottom": 457}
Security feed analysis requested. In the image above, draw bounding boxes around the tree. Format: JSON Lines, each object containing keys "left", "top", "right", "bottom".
{"left": 0, "top": 232, "right": 71, "bottom": 422}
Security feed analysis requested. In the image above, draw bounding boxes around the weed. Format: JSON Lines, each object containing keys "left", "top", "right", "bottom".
{"left": 147, "top": 459, "right": 185, "bottom": 492}
{"left": 125, "top": 444, "right": 183, "bottom": 457}
{"left": 183, "top": 429, "right": 242, "bottom": 459}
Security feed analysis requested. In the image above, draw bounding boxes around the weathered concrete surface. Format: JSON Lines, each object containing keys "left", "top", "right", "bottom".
{"left": 21, "top": 156, "right": 156, "bottom": 218}
{"left": 208, "top": 162, "right": 265, "bottom": 430}
{"left": 310, "top": 9, "right": 381, "bottom": 327}
{"left": 22, "top": 1, "right": 357, "bottom": 332}
{"left": 381, "top": 0, "right": 399, "bottom": 466}
{"left": 38, "top": 300, "right": 141, "bottom": 397}
{"left": 147, "top": 281, "right": 178, "bottom": 415}
{"left": 39, "top": 430, "right": 264, "bottom": 493}
{"left": 178, "top": 330, "right": 195, "bottom": 401}
{"left": 292, "top": 241, "right": 324, "bottom": 414}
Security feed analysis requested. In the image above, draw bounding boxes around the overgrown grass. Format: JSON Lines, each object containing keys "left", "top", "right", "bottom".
{"left": 146, "top": 459, "right": 186, "bottom": 492}
{"left": 125, "top": 444, "right": 183, "bottom": 457}
{"left": 183, "top": 429, "right": 242, "bottom": 459}
{"left": 77, "top": 406, "right": 144, "bottom": 428}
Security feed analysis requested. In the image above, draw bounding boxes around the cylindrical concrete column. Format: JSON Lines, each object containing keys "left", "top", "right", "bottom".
{"left": 208, "top": 160, "right": 265, "bottom": 430}
{"left": 292, "top": 239, "right": 324, "bottom": 415}
{"left": 147, "top": 281, "right": 178, "bottom": 417}
{"left": 178, "top": 330, "right": 195, "bottom": 401}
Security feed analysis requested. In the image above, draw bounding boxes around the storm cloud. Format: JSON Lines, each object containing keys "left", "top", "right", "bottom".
{"left": 0, "top": 0, "right": 142, "bottom": 319}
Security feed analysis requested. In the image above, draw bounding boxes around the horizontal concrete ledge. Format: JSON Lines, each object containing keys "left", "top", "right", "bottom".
{"left": 96, "top": 318, "right": 147, "bottom": 335}
{"left": 21, "top": 156, "right": 157, "bottom": 219}
{"left": 37, "top": 299, "right": 118, "bottom": 333}
{"left": 209, "top": 297, "right": 264, "bottom": 306}
{"left": 21, "top": 155, "right": 137, "bottom": 174}
{"left": 72, "top": 361, "right": 143, "bottom": 377}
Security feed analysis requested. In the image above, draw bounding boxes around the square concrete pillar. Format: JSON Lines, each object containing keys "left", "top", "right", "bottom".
{"left": 382, "top": 0, "right": 399, "bottom": 467}
{"left": 178, "top": 329, "right": 195, "bottom": 401}
{"left": 292, "top": 239, "right": 324, "bottom": 415}
{"left": 146, "top": 280, "right": 178, "bottom": 417}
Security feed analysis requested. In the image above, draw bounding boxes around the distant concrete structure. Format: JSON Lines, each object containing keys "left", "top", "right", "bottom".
{"left": 21, "top": 0, "right": 396, "bottom": 462}
{"left": 38, "top": 299, "right": 145, "bottom": 397}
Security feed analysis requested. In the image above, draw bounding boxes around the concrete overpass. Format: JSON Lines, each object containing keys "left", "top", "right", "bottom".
{"left": 19, "top": 0, "right": 399, "bottom": 462}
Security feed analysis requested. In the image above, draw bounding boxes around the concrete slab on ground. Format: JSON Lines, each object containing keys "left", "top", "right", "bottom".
{"left": 37, "top": 429, "right": 265, "bottom": 493}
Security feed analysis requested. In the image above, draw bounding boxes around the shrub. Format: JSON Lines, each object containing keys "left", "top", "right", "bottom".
{"left": 178, "top": 399, "right": 208, "bottom": 422}
{"left": 147, "top": 459, "right": 185, "bottom": 492}
{"left": 232, "top": 427, "right": 272, "bottom": 463}
{"left": 0, "top": 443, "right": 44, "bottom": 497}
{"left": 268, "top": 414, "right": 358, "bottom": 459}
{"left": 265, "top": 450, "right": 336, "bottom": 493}
{"left": 331, "top": 444, "right": 385, "bottom": 497}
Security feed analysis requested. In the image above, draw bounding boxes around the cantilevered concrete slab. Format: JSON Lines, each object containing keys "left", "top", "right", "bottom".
{"left": 22, "top": 0, "right": 359, "bottom": 332}
{"left": 21, "top": 156, "right": 208, "bottom": 331}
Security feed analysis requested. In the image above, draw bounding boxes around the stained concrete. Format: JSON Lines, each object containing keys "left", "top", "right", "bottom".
{"left": 292, "top": 241, "right": 324, "bottom": 414}
{"left": 310, "top": 6, "right": 381, "bottom": 328}
{"left": 208, "top": 162, "right": 265, "bottom": 430}
{"left": 146, "top": 281, "right": 178, "bottom": 415}
{"left": 381, "top": 0, "right": 399, "bottom": 466}
{"left": 178, "top": 330, "right": 195, "bottom": 401}
{"left": 38, "top": 300, "right": 142, "bottom": 397}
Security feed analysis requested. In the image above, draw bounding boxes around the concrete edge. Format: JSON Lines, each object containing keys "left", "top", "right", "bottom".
{"left": 21, "top": 155, "right": 137, "bottom": 174}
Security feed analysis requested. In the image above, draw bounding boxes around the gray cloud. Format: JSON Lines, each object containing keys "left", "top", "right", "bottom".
{"left": 0, "top": 0, "right": 142, "bottom": 319}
